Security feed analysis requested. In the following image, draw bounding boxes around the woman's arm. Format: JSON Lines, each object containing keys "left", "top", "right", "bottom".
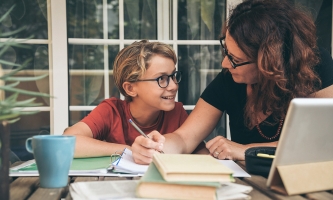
{"left": 63, "top": 122, "right": 130, "bottom": 158}
{"left": 132, "top": 98, "right": 223, "bottom": 164}
{"left": 206, "top": 136, "right": 277, "bottom": 161}
{"left": 205, "top": 85, "right": 333, "bottom": 161}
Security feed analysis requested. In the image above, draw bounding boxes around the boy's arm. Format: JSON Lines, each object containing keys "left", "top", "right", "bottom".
{"left": 63, "top": 122, "right": 130, "bottom": 157}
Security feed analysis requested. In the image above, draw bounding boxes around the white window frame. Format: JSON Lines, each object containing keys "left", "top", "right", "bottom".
{"left": 48, "top": 0, "right": 333, "bottom": 138}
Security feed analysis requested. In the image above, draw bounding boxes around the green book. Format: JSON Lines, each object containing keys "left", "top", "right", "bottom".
{"left": 10, "top": 157, "right": 112, "bottom": 176}
{"left": 136, "top": 163, "right": 220, "bottom": 200}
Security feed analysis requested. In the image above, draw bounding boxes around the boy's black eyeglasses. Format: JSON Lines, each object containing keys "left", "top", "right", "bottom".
{"left": 136, "top": 71, "right": 182, "bottom": 88}
{"left": 219, "top": 36, "right": 253, "bottom": 69}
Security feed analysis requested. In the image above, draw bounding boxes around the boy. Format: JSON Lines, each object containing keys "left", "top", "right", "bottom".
{"left": 63, "top": 40, "right": 188, "bottom": 157}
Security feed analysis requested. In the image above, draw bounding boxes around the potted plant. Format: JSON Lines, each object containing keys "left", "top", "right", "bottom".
{"left": 0, "top": 6, "right": 51, "bottom": 199}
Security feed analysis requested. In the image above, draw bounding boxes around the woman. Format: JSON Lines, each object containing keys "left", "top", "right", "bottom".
{"left": 63, "top": 40, "right": 188, "bottom": 157}
{"left": 131, "top": 0, "right": 333, "bottom": 164}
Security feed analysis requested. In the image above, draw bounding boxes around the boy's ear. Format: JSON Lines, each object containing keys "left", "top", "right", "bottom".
{"left": 123, "top": 82, "right": 137, "bottom": 97}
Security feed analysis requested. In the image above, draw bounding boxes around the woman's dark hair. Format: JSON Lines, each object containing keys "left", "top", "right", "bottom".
{"left": 223, "top": 0, "right": 321, "bottom": 128}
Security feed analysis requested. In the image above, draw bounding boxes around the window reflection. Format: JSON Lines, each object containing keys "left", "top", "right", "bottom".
{"left": 10, "top": 112, "right": 50, "bottom": 161}
{"left": 0, "top": 44, "right": 50, "bottom": 106}
{"left": 70, "top": 111, "right": 91, "bottom": 126}
{"left": 124, "top": 0, "right": 157, "bottom": 39}
{"left": 67, "top": 0, "right": 103, "bottom": 39}
{"left": 178, "top": 45, "right": 222, "bottom": 105}
{"left": 0, "top": 0, "right": 48, "bottom": 39}
{"left": 178, "top": 0, "right": 226, "bottom": 40}
{"left": 67, "top": 0, "right": 119, "bottom": 39}
{"left": 68, "top": 45, "right": 105, "bottom": 106}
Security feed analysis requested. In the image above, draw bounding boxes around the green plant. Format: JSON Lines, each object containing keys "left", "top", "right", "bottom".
{"left": 0, "top": 5, "right": 50, "bottom": 123}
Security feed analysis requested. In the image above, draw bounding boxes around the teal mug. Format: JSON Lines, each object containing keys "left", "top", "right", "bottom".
{"left": 26, "top": 135, "right": 76, "bottom": 188}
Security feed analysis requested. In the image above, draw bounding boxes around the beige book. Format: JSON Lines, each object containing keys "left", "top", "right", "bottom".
{"left": 136, "top": 162, "right": 220, "bottom": 200}
{"left": 152, "top": 154, "right": 234, "bottom": 182}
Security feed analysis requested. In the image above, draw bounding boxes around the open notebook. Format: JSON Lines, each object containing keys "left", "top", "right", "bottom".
{"left": 10, "top": 155, "right": 141, "bottom": 177}
{"left": 112, "top": 148, "right": 250, "bottom": 177}
{"left": 10, "top": 148, "right": 249, "bottom": 177}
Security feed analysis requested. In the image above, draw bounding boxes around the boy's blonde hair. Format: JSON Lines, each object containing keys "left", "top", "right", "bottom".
{"left": 113, "top": 40, "right": 177, "bottom": 102}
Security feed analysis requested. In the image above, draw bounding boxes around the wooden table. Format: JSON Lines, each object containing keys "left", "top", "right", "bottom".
{"left": 9, "top": 161, "right": 333, "bottom": 200}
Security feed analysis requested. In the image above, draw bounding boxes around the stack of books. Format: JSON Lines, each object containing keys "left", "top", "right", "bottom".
{"left": 135, "top": 154, "right": 234, "bottom": 200}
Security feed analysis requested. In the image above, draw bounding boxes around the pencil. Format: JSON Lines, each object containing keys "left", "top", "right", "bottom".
{"left": 128, "top": 119, "right": 164, "bottom": 154}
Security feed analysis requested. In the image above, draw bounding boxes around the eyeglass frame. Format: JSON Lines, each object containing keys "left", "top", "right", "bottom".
{"left": 219, "top": 36, "right": 253, "bottom": 69}
{"left": 134, "top": 71, "right": 182, "bottom": 88}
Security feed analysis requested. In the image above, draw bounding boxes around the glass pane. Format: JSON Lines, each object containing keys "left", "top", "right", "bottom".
{"left": 70, "top": 111, "right": 91, "bottom": 126}
{"left": 178, "top": 0, "right": 226, "bottom": 40}
{"left": 124, "top": 0, "right": 157, "bottom": 39}
{"left": 0, "top": 44, "right": 50, "bottom": 106}
{"left": 68, "top": 45, "right": 105, "bottom": 106}
{"left": 67, "top": 0, "right": 104, "bottom": 39}
{"left": 10, "top": 112, "right": 50, "bottom": 161}
{"left": 108, "top": 0, "right": 120, "bottom": 39}
{"left": 0, "top": 0, "right": 48, "bottom": 39}
{"left": 108, "top": 45, "right": 119, "bottom": 70}
{"left": 178, "top": 45, "right": 222, "bottom": 105}
{"left": 108, "top": 45, "right": 121, "bottom": 98}
{"left": 67, "top": 0, "right": 119, "bottom": 39}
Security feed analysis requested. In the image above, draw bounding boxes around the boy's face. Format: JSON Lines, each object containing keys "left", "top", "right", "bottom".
{"left": 133, "top": 55, "right": 178, "bottom": 112}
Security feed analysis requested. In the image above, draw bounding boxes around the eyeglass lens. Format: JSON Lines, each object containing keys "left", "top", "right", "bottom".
{"left": 220, "top": 37, "right": 253, "bottom": 69}
{"left": 158, "top": 71, "right": 182, "bottom": 88}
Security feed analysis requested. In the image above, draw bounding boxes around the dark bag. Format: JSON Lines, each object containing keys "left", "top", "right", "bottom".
{"left": 245, "top": 147, "right": 276, "bottom": 177}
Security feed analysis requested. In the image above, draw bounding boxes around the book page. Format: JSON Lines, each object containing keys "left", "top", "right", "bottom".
{"left": 69, "top": 180, "right": 252, "bottom": 200}
{"left": 218, "top": 160, "right": 251, "bottom": 178}
{"left": 112, "top": 148, "right": 148, "bottom": 174}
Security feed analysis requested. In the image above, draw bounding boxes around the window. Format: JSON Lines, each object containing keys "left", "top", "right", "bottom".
{"left": 66, "top": 0, "right": 227, "bottom": 125}
{"left": 0, "top": 0, "right": 331, "bottom": 160}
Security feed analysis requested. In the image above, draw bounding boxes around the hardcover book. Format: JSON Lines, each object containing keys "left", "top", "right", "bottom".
{"left": 136, "top": 162, "right": 220, "bottom": 200}
{"left": 153, "top": 154, "right": 234, "bottom": 182}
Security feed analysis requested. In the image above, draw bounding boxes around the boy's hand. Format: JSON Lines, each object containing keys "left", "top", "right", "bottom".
{"left": 131, "top": 130, "right": 165, "bottom": 164}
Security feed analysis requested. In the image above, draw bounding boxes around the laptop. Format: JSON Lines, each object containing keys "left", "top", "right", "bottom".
{"left": 266, "top": 98, "right": 333, "bottom": 195}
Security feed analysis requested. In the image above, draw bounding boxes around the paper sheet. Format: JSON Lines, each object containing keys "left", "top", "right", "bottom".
{"left": 11, "top": 149, "right": 250, "bottom": 178}
{"left": 218, "top": 160, "right": 251, "bottom": 178}
{"left": 113, "top": 148, "right": 250, "bottom": 178}
{"left": 112, "top": 148, "right": 148, "bottom": 174}
{"left": 70, "top": 180, "right": 252, "bottom": 200}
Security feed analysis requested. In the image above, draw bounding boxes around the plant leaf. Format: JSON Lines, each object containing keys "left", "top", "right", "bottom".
{"left": 4, "top": 73, "right": 48, "bottom": 82}
{"left": 0, "top": 81, "right": 20, "bottom": 88}
{"left": 0, "top": 59, "right": 32, "bottom": 79}
{"left": 0, "top": 85, "right": 51, "bottom": 97}
{"left": 0, "top": 59, "right": 21, "bottom": 67}
{"left": 0, "top": 113, "right": 20, "bottom": 121}
{"left": 0, "top": 5, "right": 15, "bottom": 24}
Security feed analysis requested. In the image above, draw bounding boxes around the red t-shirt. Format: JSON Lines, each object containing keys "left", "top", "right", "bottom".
{"left": 81, "top": 97, "right": 188, "bottom": 145}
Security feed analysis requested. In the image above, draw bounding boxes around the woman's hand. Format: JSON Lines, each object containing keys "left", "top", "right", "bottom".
{"left": 205, "top": 136, "right": 247, "bottom": 161}
{"left": 131, "top": 130, "right": 165, "bottom": 164}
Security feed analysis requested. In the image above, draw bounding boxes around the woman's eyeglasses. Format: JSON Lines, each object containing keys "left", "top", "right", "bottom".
{"left": 135, "top": 71, "right": 182, "bottom": 88}
{"left": 219, "top": 36, "right": 253, "bottom": 69}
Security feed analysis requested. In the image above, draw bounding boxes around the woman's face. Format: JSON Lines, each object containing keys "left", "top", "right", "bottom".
{"left": 221, "top": 31, "right": 258, "bottom": 85}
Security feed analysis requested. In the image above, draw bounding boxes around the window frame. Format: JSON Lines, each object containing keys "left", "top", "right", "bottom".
{"left": 3, "top": 0, "right": 330, "bottom": 136}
